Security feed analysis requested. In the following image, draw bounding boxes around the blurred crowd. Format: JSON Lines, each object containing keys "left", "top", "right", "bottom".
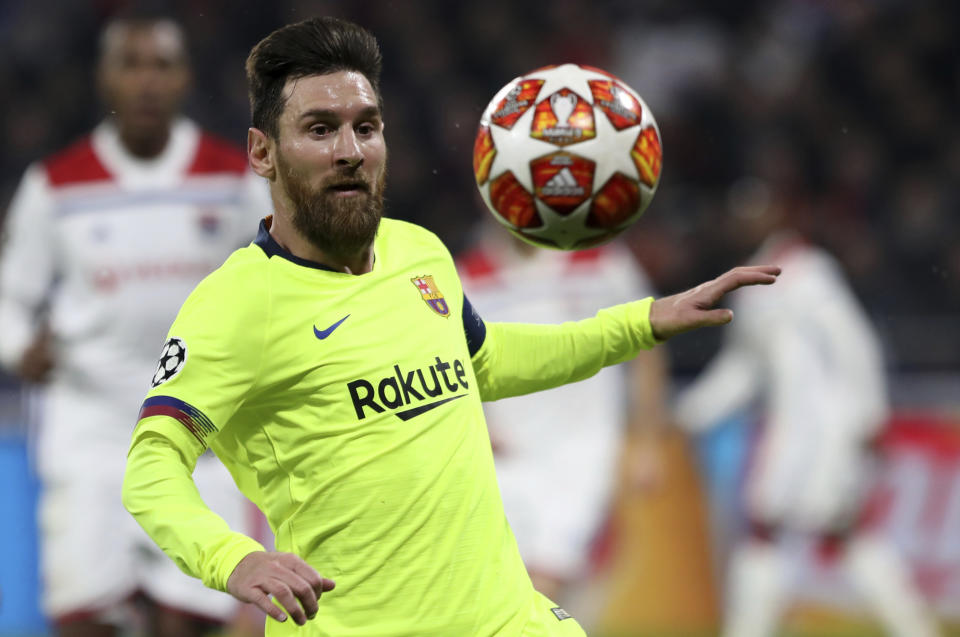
{"left": 1, "top": 0, "right": 956, "bottom": 372}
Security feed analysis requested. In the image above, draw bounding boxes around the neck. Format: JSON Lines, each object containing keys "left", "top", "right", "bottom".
{"left": 117, "top": 123, "right": 172, "bottom": 159}
{"left": 269, "top": 213, "right": 374, "bottom": 275}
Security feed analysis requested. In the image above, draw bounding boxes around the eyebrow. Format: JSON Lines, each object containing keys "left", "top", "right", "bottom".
{"left": 298, "top": 106, "right": 382, "bottom": 123}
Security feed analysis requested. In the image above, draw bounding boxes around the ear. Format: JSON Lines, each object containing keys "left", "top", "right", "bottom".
{"left": 248, "top": 127, "right": 276, "bottom": 180}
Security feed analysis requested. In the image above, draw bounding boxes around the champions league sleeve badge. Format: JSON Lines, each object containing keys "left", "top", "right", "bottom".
{"left": 151, "top": 337, "right": 187, "bottom": 387}
{"left": 411, "top": 275, "right": 450, "bottom": 317}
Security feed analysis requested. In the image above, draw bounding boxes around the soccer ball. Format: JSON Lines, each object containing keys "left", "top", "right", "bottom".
{"left": 473, "top": 63, "right": 662, "bottom": 250}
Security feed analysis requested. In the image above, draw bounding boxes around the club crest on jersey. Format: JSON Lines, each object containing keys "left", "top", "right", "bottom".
{"left": 151, "top": 337, "right": 187, "bottom": 387}
{"left": 411, "top": 275, "right": 450, "bottom": 317}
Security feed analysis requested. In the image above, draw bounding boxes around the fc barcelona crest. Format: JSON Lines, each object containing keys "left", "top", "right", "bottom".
{"left": 411, "top": 275, "right": 450, "bottom": 317}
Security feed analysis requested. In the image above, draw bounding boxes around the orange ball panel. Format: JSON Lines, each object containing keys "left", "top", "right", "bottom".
{"left": 631, "top": 126, "right": 663, "bottom": 188}
{"left": 490, "top": 79, "right": 545, "bottom": 130}
{"left": 473, "top": 125, "right": 496, "bottom": 186}
{"left": 489, "top": 171, "right": 541, "bottom": 228}
{"left": 530, "top": 90, "right": 596, "bottom": 147}
{"left": 531, "top": 152, "right": 595, "bottom": 216}
{"left": 588, "top": 173, "right": 641, "bottom": 228}
{"left": 589, "top": 80, "right": 643, "bottom": 130}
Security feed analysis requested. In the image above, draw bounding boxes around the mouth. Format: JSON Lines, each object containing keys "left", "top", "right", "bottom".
{"left": 327, "top": 181, "right": 370, "bottom": 197}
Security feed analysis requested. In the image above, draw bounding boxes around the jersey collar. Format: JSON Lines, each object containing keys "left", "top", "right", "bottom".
{"left": 92, "top": 117, "right": 198, "bottom": 188}
{"left": 253, "top": 217, "right": 341, "bottom": 272}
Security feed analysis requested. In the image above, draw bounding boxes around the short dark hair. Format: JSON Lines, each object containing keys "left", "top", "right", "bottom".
{"left": 245, "top": 17, "right": 383, "bottom": 139}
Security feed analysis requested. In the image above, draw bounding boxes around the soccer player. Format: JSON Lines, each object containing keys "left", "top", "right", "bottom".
{"left": 0, "top": 15, "right": 270, "bottom": 637}
{"left": 676, "top": 189, "right": 940, "bottom": 637}
{"left": 457, "top": 222, "right": 670, "bottom": 609}
{"left": 122, "top": 16, "right": 779, "bottom": 636}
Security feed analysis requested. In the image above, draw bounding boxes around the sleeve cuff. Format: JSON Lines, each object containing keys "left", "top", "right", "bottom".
{"left": 205, "top": 535, "right": 267, "bottom": 592}
{"left": 632, "top": 296, "right": 662, "bottom": 350}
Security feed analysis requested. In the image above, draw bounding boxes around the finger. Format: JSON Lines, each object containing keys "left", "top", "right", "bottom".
{"left": 738, "top": 264, "right": 781, "bottom": 276}
{"left": 285, "top": 571, "right": 320, "bottom": 620}
{"left": 282, "top": 553, "right": 336, "bottom": 597}
{"left": 711, "top": 270, "right": 778, "bottom": 297}
{"left": 286, "top": 557, "right": 326, "bottom": 595}
{"left": 248, "top": 587, "right": 288, "bottom": 624}
{"left": 266, "top": 578, "right": 309, "bottom": 626}
{"left": 726, "top": 267, "right": 780, "bottom": 286}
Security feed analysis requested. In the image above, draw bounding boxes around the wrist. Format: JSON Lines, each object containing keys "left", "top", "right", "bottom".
{"left": 210, "top": 539, "right": 267, "bottom": 592}
{"left": 646, "top": 297, "right": 668, "bottom": 343}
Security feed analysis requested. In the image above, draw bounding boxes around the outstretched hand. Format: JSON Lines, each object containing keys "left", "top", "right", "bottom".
{"left": 649, "top": 265, "right": 781, "bottom": 341}
{"left": 227, "top": 551, "right": 335, "bottom": 626}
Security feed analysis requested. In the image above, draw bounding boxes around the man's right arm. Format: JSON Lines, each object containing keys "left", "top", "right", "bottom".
{"left": 0, "top": 165, "right": 57, "bottom": 377}
{"left": 123, "top": 422, "right": 266, "bottom": 589}
{"left": 123, "top": 270, "right": 333, "bottom": 626}
{"left": 123, "top": 272, "right": 268, "bottom": 592}
{"left": 124, "top": 415, "right": 333, "bottom": 626}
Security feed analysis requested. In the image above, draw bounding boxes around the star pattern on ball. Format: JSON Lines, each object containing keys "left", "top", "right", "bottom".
{"left": 526, "top": 63, "right": 615, "bottom": 104}
{"left": 567, "top": 105, "right": 643, "bottom": 191}
{"left": 487, "top": 105, "right": 554, "bottom": 193}
{"left": 478, "top": 64, "right": 660, "bottom": 250}
{"left": 521, "top": 200, "right": 607, "bottom": 249}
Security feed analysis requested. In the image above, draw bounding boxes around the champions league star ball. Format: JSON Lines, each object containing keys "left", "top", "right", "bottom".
{"left": 151, "top": 337, "right": 187, "bottom": 387}
{"left": 473, "top": 64, "right": 662, "bottom": 250}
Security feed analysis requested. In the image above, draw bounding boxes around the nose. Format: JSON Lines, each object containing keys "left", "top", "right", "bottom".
{"left": 333, "top": 126, "right": 363, "bottom": 169}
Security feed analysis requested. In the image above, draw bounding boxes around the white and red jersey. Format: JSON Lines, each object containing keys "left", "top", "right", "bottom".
{"left": 0, "top": 117, "right": 271, "bottom": 471}
{"left": 459, "top": 238, "right": 654, "bottom": 449}
{"left": 0, "top": 118, "right": 270, "bottom": 620}
{"left": 676, "top": 232, "right": 889, "bottom": 531}
{"left": 458, "top": 235, "right": 654, "bottom": 577}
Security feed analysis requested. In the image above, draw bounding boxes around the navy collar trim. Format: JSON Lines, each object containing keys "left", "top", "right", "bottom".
{"left": 253, "top": 219, "right": 339, "bottom": 272}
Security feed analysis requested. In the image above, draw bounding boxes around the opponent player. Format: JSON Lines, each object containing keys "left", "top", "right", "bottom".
{"left": 0, "top": 15, "right": 270, "bottom": 637}
{"left": 457, "top": 221, "right": 670, "bottom": 608}
{"left": 121, "top": 16, "right": 779, "bottom": 636}
{"left": 676, "top": 186, "right": 940, "bottom": 637}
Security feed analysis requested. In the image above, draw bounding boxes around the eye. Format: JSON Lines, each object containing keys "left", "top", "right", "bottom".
{"left": 309, "top": 124, "right": 332, "bottom": 137}
{"left": 356, "top": 122, "right": 378, "bottom": 136}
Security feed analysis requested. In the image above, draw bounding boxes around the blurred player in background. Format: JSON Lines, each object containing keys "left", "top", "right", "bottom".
{"left": 0, "top": 14, "right": 270, "bottom": 637}
{"left": 457, "top": 220, "right": 670, "bottom": 609}
{"left": 675, "top": 176, "right": 940, "bottom": 637}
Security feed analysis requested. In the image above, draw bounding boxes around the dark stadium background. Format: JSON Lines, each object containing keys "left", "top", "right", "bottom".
{"left": 1, "top": 1, "right": 957, "bottom": 636}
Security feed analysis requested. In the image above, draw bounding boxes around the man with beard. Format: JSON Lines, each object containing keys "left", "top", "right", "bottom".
{"left": 122, "top": 16, "right": 780, "bottom": 636}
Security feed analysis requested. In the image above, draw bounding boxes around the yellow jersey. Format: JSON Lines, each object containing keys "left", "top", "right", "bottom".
{"left": 123, "top": 217, "right": 658, "bottom": 636}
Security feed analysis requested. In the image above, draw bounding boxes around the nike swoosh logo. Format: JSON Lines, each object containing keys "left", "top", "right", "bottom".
{"left": 395, "top": 394, "right": 467, "bottom": 421}
{"left": 314, "top": 314, "right": 350, "bottom": 340}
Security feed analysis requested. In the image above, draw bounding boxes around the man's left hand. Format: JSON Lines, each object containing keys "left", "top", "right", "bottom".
{"left": 649, "top": 265, "right": 780, "bottom": 341}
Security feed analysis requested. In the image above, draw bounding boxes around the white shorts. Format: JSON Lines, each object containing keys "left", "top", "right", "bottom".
{"left": 35, "top": 383, "right": 256, "bottom": 622}
{"left": 39, "top": 451, "right": 251, "bottom": 621}
{"left": 492, "top": 415, "right": 619, "bottom": 579}
{"left": 746, "top": 423, "right": 873, "bottom": 532}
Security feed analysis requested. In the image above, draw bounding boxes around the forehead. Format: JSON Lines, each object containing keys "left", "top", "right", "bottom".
{"left": 102, "top": 22, "right": 186, "bottom": 64}
{"left": 281, "top": 71, "right": 379, "bottom": 119}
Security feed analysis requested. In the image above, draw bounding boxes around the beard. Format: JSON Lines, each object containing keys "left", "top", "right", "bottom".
{"left": 277, "top": 152, "right": 386, "bottom": 261}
